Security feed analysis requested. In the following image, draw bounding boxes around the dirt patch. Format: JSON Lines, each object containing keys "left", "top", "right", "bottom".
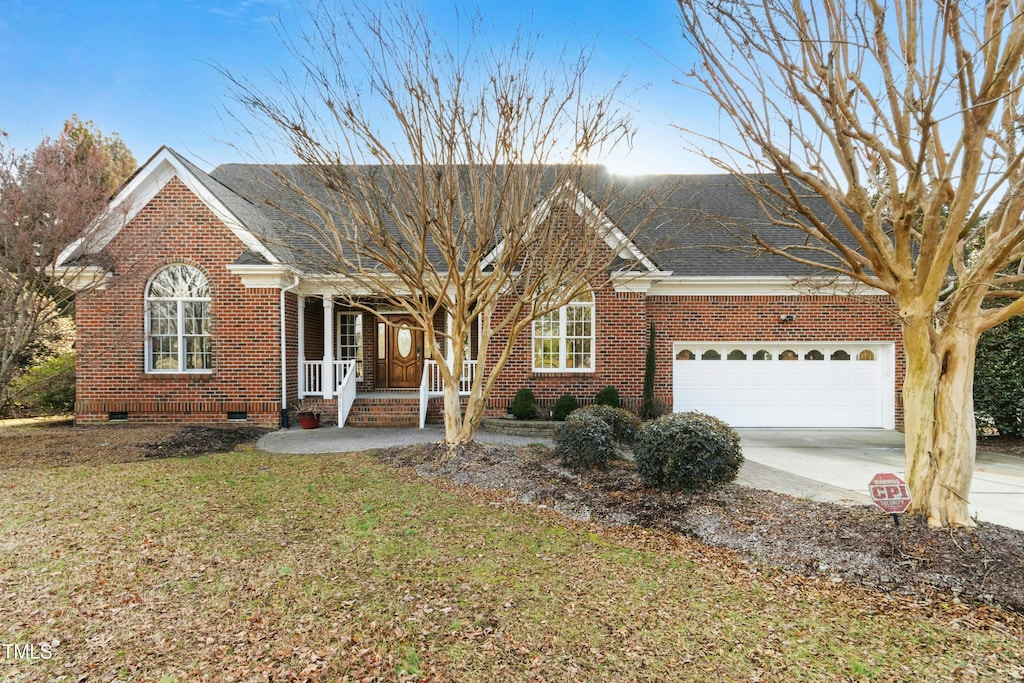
{"left": 0, "top": 423, "right": 270, "bottom": 469}
{"left": 375, "top": 441, "right": 1024, "bottom": 616}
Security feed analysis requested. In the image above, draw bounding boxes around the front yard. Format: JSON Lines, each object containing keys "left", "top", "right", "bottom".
{"left": 1, "top": 424, "right": 1022, "bottom": 681}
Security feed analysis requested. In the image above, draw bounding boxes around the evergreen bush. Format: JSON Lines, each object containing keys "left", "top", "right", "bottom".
{"left": 634, "top": 411, "right": 743, "bottom": 491}
{"left": 554, "top": 410, "right": 614, "bottom": 470}
{"left": 511, "top": 387, "right": 538, "bottom": 420}
{"left": 594, "top": 385, "right": 621, "bottom": 408}
{"left": 551, "top": 393, "right": 579, "bottom": 421}
{"left": 576, "top": 404, "right": 641, "bottom": 445}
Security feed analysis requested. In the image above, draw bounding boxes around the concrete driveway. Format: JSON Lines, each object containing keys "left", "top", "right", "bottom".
{"left": 737, "top": 429, "right": 1024, "bottom": 531}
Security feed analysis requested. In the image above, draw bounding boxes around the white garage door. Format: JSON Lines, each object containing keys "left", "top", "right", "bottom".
{"left": 672, "top": 343, "right": 893, "bottom": 428}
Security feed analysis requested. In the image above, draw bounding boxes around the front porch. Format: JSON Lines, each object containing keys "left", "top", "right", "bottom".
{"left": 295, "top": 295, "right": 478, "bottom": 427}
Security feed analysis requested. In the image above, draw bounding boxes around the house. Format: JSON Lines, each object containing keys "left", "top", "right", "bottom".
{"left": 60, "top": 147, "right": 903, "bottom": 430}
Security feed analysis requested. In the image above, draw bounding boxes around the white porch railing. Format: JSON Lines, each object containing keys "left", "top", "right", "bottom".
{"left": 424, "top": 359, "right": 477, "bottom": 395}
{"left": 336, "top": 360, "right": 357, "bottom": 428}
{"left": 419, "top": 359, "right": 477, "bottom": 429}
{"left": 302, "top": 360, "right": 361, "bottom": 397}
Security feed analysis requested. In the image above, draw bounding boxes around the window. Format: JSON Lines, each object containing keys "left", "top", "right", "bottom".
{"left": 676, "top": 349, "right": 695, "bottom": 360}
{"left": 858, "top": 349, "right": 876, "bottom": 361}
{"left": 336, "top": 312, "right": 363, "bottom": 380}
{"left": 701, "top": 349, "right": 722, "bottom": 360}
{"left": 753, "top": 349, "right": 772, "bottom": 361}
{"left": 831, "top": 350, "right": 851, "bottom": 361}
{"left": 146, "top": 265, "right": 211, "bottom": 372}
{"left": 805, "top": 349, "right": 824, "bottom": 361}
{"left": 532, "top": 294, "right": 594, "bottom": 371}
{"left": 727, "top": 349, "right": 747, "bottom": 360}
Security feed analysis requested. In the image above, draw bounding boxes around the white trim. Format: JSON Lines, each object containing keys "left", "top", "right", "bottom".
{"left": 226, "top": 263, "right": 299, "bottom": 289}
{"left": 49, "top": 265, "right": 113, "bottom": 291}
{"left": 297, "top": 294, "right": 306, "bottom": 394}
{"left": 322, "top": 297, "right": 335, "bottom": 400}
{"left": 59, "top": 147, "right": 279, "bottom": 268}
{"left": 634, "top": 276, "right": 889, "bottom": 297}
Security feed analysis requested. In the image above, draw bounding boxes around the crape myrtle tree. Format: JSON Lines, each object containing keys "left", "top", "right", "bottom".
{"left": 224, "top": 0, "right": 667, "bottom": 447}
{"left": 677, "top": 0, "right": 1024, "bottom": 527}
{"left": 0, "top": 121, "right": 134, "bottom": 413}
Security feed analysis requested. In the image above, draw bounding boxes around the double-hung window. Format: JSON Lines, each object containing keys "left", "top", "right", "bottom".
{"left": 145, "top": 265, "right": 212, "bottom": 372}
{"left": 532, "top": 293, "right": 594, "bottom": 372}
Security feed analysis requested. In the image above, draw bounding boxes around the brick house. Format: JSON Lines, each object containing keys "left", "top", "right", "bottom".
{"left": 60, "top": 147, "right": 903, "bottom": 429}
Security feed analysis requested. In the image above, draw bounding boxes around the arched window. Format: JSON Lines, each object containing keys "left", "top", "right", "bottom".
{"left": 532, "top": 292, "right": 594, "bottom": 371}
{"left": 701, "top": 349, "right": 722, "bottom": 360}
{"left": 676, "top": 349, "right": 695, "bottom": 360}
{"left": 831, "top": 350, "right": 851, "bottom": 361}
{"left": 753, "top": 349, "right": 772, "bottom": 361}
{"left": 857, "top": 349, "right": 876, "bottom": 361}
{"left": 805, "top": 349, "right": 824, "bottom": 361}
{"left": 146, "top": 265, "right": 212, "bottom": 372}
{"left": 727, "top": 349, "right": 747, "bottom": 360}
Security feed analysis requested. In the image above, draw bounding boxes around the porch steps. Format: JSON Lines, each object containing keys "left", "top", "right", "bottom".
{"left": 345, "top": 393, "right": 421, "bottom": 427}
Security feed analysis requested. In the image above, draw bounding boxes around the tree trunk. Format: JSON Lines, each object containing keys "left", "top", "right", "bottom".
{"left": 902, "top": 317, "right": 979, "bottom": 528}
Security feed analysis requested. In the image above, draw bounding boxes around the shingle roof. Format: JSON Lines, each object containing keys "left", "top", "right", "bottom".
{"left": 201, "top": 158, "right": 854, "bottom": 278}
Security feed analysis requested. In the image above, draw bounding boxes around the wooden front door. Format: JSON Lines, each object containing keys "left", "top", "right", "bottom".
{"left": 386, "top": 314, "right": 423, "bottom": 388}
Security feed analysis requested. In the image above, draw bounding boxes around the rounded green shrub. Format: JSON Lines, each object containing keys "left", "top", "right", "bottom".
{"left": 576, "top": 404, "right": 641, "bottom": 445}
{"left": 634, "top": 411, "right": 743, "bottom": 491}
{"left": 593, "top": 385, "right": 621, "bottom": 408}
{"left": 511, "top": 387, "right": 538, "bottom": 420}
{"left": 551, "top": 393, "right": 579, "bottom": 421}
{"left": 554, "top": 410, "right": 614, "bottom": 471}
{"left": 8, "top": 352, "right": 76, "bottom": 415}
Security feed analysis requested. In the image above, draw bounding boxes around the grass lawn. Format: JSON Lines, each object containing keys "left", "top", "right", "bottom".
{"left": 1, "top": 445, "right": 1022, "bottom": 681}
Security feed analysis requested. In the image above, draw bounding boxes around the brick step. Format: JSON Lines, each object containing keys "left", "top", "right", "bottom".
{"left": 345, "top": 396, "right": 420, "bottom": 427}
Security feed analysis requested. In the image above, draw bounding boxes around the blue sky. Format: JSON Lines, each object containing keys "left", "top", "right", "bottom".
{"left": 1, "top": 1, "right": 717, "bottom": 174}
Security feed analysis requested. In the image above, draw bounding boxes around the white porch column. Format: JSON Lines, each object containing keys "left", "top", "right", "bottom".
{"left": 297, "top": 294, "right": 306, "bottom": 395}
{"left": 322, "top": 296, "right": 335, "bottom": 399}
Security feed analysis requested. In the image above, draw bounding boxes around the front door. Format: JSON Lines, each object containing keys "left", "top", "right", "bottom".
{"left": 386, "top": 314, "right": 423, "bottom": 388}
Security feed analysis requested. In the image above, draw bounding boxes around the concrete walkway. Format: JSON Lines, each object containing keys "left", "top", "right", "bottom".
{"left": 257, "top": 426, "right": 1024, "bottom": 531}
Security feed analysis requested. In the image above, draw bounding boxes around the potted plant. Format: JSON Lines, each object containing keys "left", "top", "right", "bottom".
{"left": 294, "top": 398, "right": 323, "bottom": 429}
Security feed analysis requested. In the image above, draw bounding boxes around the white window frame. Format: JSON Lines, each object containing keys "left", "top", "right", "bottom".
{"left": 532, "top": 294, "right": 595, "bottom": 372}
{"left": 144, "top": 265, "right": 213, "bottom": 374}
{"left": 335, "top": 311, "right": 364, "bottom": 381}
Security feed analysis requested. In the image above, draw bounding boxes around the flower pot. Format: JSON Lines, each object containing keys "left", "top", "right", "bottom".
{"left": 298, "top": 413, "right": 320, "bottom": 429}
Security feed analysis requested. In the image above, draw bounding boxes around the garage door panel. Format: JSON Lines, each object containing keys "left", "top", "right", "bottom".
{"left": 673, "top": 343, "right": 890, "bottom": 428}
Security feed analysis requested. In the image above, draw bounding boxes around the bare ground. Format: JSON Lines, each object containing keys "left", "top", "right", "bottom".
{"left": 2, "top": 422, "right": 1022, "bottom": 619}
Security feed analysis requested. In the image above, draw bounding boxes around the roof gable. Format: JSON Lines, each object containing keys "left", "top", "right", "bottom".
{"left": 58, "top": 146, "right": 280, "bottom": 267}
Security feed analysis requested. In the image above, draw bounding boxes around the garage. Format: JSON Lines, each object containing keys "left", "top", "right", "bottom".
{"left": 672, "top": 343, "right": 895, "bottom": 428}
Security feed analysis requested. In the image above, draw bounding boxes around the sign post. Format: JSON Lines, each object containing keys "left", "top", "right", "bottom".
{"left": 868, "top": 472, "right": 912, "bottom": 526}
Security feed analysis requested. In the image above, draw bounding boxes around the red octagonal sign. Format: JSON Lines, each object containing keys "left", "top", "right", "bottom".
{"left": 869, "top": 472, "right": 912, "bottom": 514}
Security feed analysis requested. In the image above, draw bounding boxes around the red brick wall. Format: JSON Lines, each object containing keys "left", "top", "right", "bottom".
{"left": 485, "top": 289, "right": 904, "bottom": 428}
{"left": 75, "top": 177, "right": 287, "bottom": 426}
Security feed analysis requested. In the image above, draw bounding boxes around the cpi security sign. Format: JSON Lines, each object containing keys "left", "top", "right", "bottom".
{"left": 868, "top": 472, "right": 912, "bottom": 515}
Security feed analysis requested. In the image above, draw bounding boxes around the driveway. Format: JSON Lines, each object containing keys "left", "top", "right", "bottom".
{"left": 737, "top": 429, "right": 1024, "bottom": 531}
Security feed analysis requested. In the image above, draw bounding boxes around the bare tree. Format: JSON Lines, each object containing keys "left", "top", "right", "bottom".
{"left": 677, "top": 0, "right": 1024, "bottom": 527}
{"left": 224, "top": 1, "right": 666, "bottom": 446}
{"left": 0, "top": 123, "right": 132, "bottom": 413}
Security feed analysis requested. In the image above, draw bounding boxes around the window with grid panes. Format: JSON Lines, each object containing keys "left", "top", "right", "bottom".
{"left": 145, "top": 265, "right": 212, "bottom": 372}
{"left": 532, "top": 293, "right": 594, "bottom": 371}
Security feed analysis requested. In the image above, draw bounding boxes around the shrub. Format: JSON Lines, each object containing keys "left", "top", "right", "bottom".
{"left": 642, "top": 322, "right": 657, "bottom": 419}
{"left": 593, "top": 385, "right": 621, "bottom": 408}
{"left": 8, "top": 352, "right": 76, "bottom": 415}
{"left": 975, "top": 316, "right": 1024, "bottom": 436}
{"left": 576, "top": 404, "right": 641, "bottom": 445}
{"left": 511, "top": 387, "right": 538, "bottom": 420}
{"left": 551, "top": 393, "right": 579, "bottom": 421}
{"left": 634, "top": 411, "right": 743, "bottom": 491}
{"left": 554, "top": 410, "right": 614, "bottom": 470}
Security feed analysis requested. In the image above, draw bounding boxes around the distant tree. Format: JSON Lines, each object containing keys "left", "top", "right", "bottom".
{"left": 678, "top": 0, "right": 1024, "bottom": 527}
{"left": 0, "top": 119, "right": 133, "bottom": 412}
{"left": 223, "top": 0, "right": 668, "bottom": 447}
